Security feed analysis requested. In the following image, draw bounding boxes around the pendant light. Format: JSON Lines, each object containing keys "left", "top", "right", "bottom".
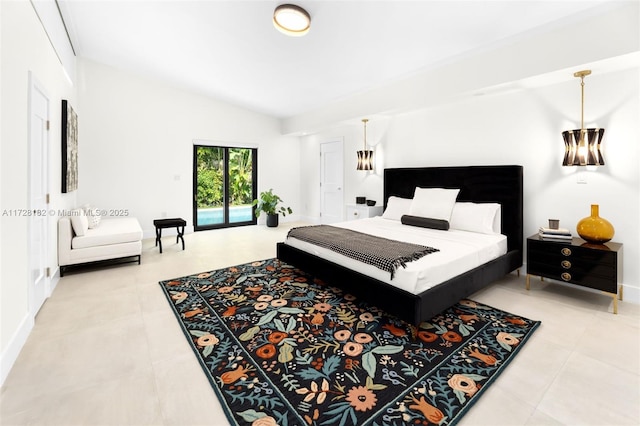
{"left": 357, "top": 119, "right": 374, "bottom": 170}
{"left": 562, "top": 70, "right": 605, "bottom": 166}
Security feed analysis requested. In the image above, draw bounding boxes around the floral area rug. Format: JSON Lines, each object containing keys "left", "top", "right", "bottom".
{"left": 159, "top": 258, "right": 540, "bottom": 426}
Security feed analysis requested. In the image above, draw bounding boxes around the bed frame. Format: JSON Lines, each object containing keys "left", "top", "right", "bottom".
{"left": 277, "top": 165, "right": 523, "bottom": 325}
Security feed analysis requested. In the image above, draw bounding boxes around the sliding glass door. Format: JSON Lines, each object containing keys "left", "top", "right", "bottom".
{"left": 193, "top": 145, "right": 257, "bottom": 230}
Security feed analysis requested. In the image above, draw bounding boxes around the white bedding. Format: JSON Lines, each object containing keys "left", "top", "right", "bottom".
{"left": 285, "top": 217, "right": 507, "bottom": 295}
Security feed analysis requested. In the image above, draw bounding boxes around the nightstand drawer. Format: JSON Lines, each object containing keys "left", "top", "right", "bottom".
{"left": 526, "top": 252, "right": 616, "bottom": 279}
{"left": 527, "top": 261, "right": 617, "bottom": 293}
{"left": 528, "top": 240, "right": 616, "bottom": 266}
{"left": 346, "top": 204, "right": 383, "bottom": 221}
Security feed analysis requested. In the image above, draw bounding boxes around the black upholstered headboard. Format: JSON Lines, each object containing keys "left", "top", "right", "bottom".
{"left": 383, "top": 165, "right": 523, "bottom": 255}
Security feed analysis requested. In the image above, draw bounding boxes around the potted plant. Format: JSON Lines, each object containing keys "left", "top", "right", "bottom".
{"left": 252, "top": 189, "right": 293, "bottom": 227}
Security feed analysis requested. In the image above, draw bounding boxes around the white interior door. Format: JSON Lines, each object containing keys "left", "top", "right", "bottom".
{"left": 320, "top": 140, "right": 344, "bottom": 224}
{"left": 29, "top": 73, "right": 50, "bottom": 316}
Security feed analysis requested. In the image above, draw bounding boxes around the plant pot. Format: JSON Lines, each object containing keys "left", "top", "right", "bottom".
{"left": 266, "top": 213, "right": 279, "bottom": 228}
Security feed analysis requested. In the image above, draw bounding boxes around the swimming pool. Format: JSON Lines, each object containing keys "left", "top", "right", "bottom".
{"left": 197, "top": 205, "right": 253, "bottom": 225}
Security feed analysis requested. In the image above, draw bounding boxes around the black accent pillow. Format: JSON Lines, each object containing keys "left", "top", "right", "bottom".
{"left": 401, "top": 215, "right": 450, "bottom": 230}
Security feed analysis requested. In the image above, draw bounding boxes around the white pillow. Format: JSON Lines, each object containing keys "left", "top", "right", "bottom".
{"left": 82, "top": 204, "right": 102, "bottom": 229}
{"left": 492, "top": 205, "right": 502, "bottom": 233}
{"left": 69, "top": 208, "right": 89, "bottom": 236}
{"left": 88, "top": 211, "right": 101, "bottom": 229}
{"left": 382, "top": 196, "right": 413, "bottom": 221}
{"left": 409, "top": 188, "right": 460, "bottom": 221}
{"left": 450, "top": 202, "right": 501, "bottom": 234}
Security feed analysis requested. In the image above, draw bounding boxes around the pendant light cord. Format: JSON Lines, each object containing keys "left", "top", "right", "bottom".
{"left": 362, "top": 119, "right": 368, "bottom": 150}
{"left": 580, "top": 75, "right": 585, "bottom": 132}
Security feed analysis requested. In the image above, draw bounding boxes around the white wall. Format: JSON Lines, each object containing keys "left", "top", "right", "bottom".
{"left": 76, "top": 59, "right": 301, "bottom": 236}
{"left": 1, "top": 0, "right": 77, "bottom": 384}
{"left": 299, "top": 68, "right": 640, "bottom": 301}
{"left": 0, "top": 0, "right": 4, "bottom": 381}
{"left": 300, "top": 122, "right": 386, "bottom": 223}
{"left": 284, "top": 2, "right": 639, "bottom": 136}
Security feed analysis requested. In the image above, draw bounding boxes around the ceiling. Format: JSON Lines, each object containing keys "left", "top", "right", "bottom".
{"left": 58, "top": 0, "right": 614, "bottom": 119}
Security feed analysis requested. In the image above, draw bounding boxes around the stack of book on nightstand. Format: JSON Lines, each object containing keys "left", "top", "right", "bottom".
{"left": 538, "top": 227, "right": 572, "bottom": 241}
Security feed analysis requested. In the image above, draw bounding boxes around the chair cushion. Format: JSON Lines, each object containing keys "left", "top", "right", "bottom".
{"left": 72, "top": 218, "right": 142, "bottom": 249}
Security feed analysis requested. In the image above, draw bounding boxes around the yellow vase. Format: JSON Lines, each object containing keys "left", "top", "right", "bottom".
{"left": 576, "top": 204, "right": 614, "bottom": 244}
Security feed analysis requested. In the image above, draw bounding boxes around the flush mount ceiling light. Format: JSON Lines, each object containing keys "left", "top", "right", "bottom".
{"left": 562, "top": 70, "right": 605, "bottom": 166}
{"left": 273, "top": 4, "right": 311, "bottom": 36}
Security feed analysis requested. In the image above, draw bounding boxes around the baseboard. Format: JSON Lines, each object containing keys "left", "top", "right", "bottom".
{"left": 1, "top": 268, "right": 61, "bottom": 386}
{"left": 622, "top": 284, "right": 640, "bottom": 305}
{"left": 50, "top": 266, "right": 60, "bottom": 294}
{"left": 0, "top": 312, "right": 34, "bottom": 387}
{"left": 299, "top": 215, "right": 321, "bottom": 225}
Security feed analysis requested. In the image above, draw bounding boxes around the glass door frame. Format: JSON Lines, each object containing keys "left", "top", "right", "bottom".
{"left": 193, "top": 144, "right": 258, "bottom": 231}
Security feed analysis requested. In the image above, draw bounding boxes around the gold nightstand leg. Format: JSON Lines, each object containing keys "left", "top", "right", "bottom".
{"left": 602, "top": 285, "right": 623, "bottom": 314}
{"left": 603, "top": 290, "right": 619, "bottom": 314}
{"left": 516, "top": 269, "right": 520, "bottom": 277}
{"left": 526, "top": 274, "right": 530, "bottom": 291}
{"left": 619, "top": 284, "right": 624, "bottom": 301}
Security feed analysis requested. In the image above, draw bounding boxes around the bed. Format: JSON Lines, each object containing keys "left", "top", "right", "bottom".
{"left": 276, "top": 165, "right": 523, "bottom": 325}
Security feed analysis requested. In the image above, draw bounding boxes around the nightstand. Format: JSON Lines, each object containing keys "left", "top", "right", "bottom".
{"left": 526, "top": 234, "right": 623, "bottom": 313}
{"left": 346, "top": 204, "right": 383, "bottom": 221}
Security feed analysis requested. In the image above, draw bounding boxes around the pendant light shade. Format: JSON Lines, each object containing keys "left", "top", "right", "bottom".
{"left": 562, "top": 128, "right": 605, "bottom": 166}
{"left": 357, "top": 150, "right": 374, "bottom": 171}
{"left": 357, "top": 119, "right": 374, "bottom": 171}
{"left": 562, "top": 70, "right": 605, "bottom": 166}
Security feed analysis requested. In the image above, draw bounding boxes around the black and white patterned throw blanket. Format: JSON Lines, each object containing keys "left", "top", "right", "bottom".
{"left": 287, "top": 225, "right": 439, "bottom": 279}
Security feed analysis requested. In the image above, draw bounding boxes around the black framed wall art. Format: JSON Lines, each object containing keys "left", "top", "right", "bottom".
{"left": 61, "top": 99, "right": 78, "bottom": 193}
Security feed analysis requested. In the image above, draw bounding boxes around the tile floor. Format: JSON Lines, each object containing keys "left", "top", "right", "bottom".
{"left": 1, "top": 222, "right": 639, "bottom": 425}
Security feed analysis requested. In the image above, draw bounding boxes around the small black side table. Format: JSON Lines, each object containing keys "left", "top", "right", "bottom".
{"left": 153, "top": 218, "right": 186, "bottom": 253}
